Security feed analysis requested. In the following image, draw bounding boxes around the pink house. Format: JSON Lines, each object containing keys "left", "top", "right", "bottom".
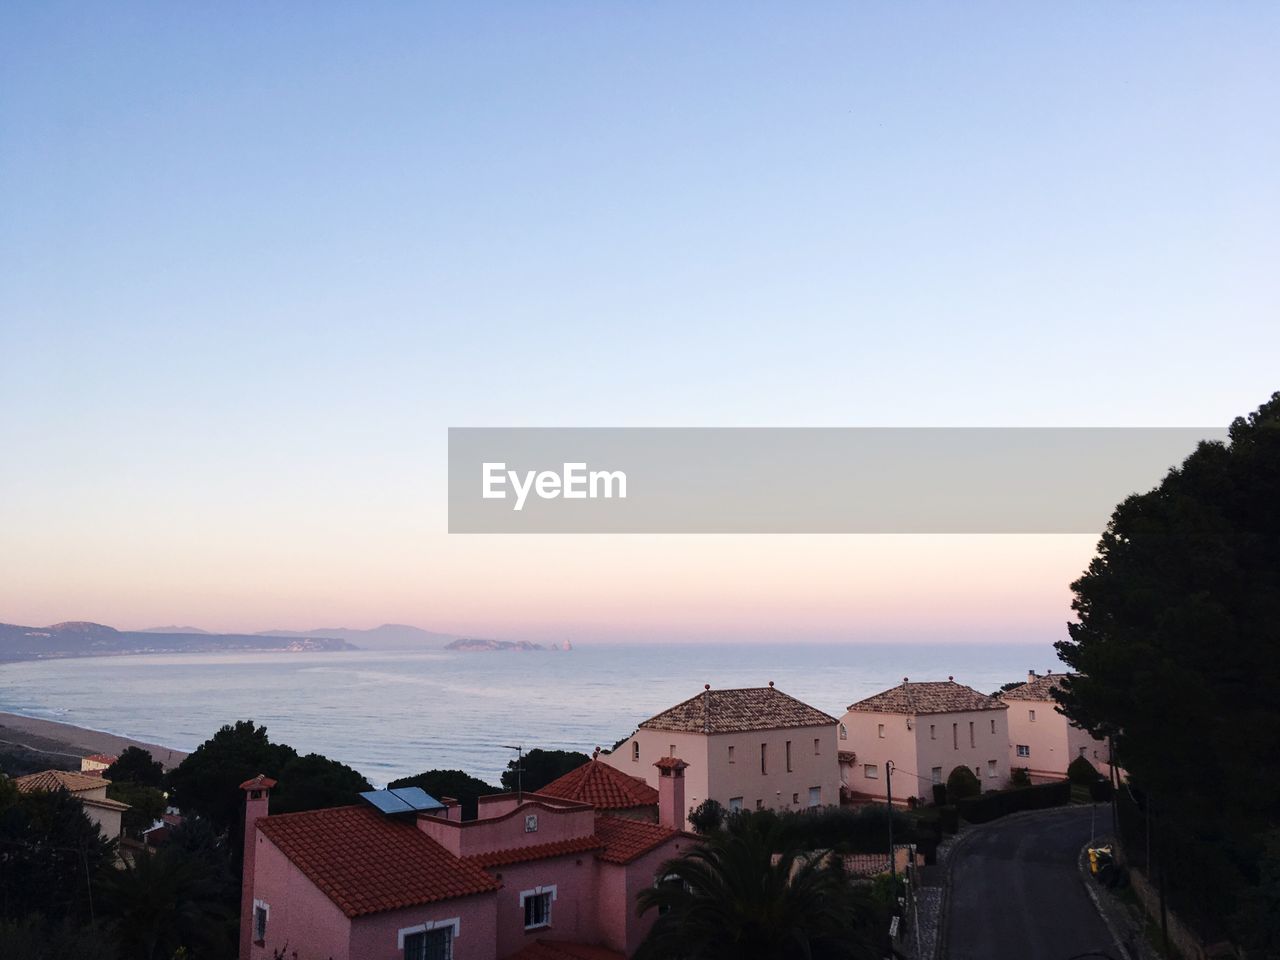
{"left": 839, "top": 678, "right": 1011, "bottom": 803}
{"left": 239, "top": 764, "right": 694, "bottom": 960}
{"left": 999, "top": 671, "right": 1113, "bottom": 782}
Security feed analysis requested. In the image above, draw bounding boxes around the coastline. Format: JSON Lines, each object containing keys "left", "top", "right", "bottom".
{"left": 0, "top": 710, "right": 188, "bottom": 770}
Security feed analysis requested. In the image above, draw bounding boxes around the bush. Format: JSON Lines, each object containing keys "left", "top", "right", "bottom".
{"left": 946, "top": 766, "right": 981, "bottom": 803}
{"left": 688, "top": 799, "right": 726, "bottom": 835}
{"left": 956, "top": 780, "right": 1071, "bottom": 824}
{"left": 1067, "top": 755, "right": 1100, "bottom": 786}
{"left": 1008, "top": 767, "right": 1032, "bottom": 789}
{"left": 938, "top": 805, "right": 960, "bottom": 834}
{"left": 930, "top": 784, "right": 947, "bottom": 807}
{"left": 1088, "top": 778, "right": 1114, "bottom": 803}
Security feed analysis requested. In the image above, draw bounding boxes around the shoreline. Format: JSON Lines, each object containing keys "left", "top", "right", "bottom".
{"left": 0, "top": 710, "right": 188, "bottom": 770}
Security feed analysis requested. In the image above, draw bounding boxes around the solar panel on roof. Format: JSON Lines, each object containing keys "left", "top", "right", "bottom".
{"left": 387, "top": 787, "right": 444, "bottom": 812}
{"left": 359, "top": 789, "right": 414, "bottom": 815}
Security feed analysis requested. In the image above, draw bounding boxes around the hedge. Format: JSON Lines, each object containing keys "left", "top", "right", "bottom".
{"left": 956, "top": 779, "right": 1071, "bottom": 824}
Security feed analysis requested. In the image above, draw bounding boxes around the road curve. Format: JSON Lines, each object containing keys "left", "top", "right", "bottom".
{"left": 945, "top": 805, "right": 1121, "bottom": 960}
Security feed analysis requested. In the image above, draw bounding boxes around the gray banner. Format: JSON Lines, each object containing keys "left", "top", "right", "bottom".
{"left": 448, "top": 427, "right": 1224, "bottom": 533}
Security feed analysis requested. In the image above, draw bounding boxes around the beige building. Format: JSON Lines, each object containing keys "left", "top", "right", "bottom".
{"left": 1000, "top": 671, "right": 1112, "bottom": 782}
{"left": 14, "top": 769, "right": 130, "bottom": 840}
{"left": 603, "top": 683, "right": 840, "bottom": 829}
{"left": 840, "top": 678, "right": 1010, "bottom": 804}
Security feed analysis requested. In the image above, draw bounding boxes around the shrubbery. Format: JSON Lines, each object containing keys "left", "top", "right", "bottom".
{"left": 946, "top": 765, "right": 981, "bottom": 803}
{"left": 1067, "top": 755, "right": 1100, "bottom": 785}
{"left": 956, "top": 779, "right": 1070, "bottom": 824}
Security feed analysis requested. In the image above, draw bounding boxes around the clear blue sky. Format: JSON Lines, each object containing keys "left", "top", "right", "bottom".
{"left": 1, "top": 4, "right": 1277, "bottom": 640}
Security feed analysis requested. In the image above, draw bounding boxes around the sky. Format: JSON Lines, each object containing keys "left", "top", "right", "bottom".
{"left": 1, "top": 3, "right": 1277, "bottom": 644}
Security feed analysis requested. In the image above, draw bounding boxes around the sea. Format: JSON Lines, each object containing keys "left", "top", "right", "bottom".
{"left": 0, "top": 643, "right": 1062, "bottom": 787}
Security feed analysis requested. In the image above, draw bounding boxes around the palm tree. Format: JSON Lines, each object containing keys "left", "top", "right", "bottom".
{"left": 635, "top": 816, "right": 882, "bottom": 960}
{"left": 97, "top": 846, "right": 229, "bottom": 960}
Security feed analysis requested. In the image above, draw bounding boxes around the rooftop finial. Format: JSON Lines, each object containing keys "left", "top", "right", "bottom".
{"left": 903, "top": 676, "right": 909, "bottom": 683}
{"left": 948, "top": 675, "right": 954, "bottom": 682}
{"left": 768, "top": 680, "right": 774, "bottom": 688}
{"left": 592, "top": 746, "right": 600, "bottom": 760}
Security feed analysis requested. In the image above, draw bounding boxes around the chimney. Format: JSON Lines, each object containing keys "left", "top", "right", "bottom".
{"left": 702, "top": 684, "right": 711, "bottom": 734}
{"left": 239, "top": 774, "right": 276, "bottom": 960}
{"left": 1028, "top": 670, "right": 1037, "bottom": 683}
{"left": 654, "top": 756, "right": 689, "bottom": 830}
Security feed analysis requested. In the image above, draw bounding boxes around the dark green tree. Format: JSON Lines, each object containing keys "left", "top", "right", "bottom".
{"left": 271, "top": 753, "right": 371, "bottom": 816}
{"left": 500, "top": 748, "right": 590, "bottom": 793}
{"left": 0, "top": 917, "right": 117, "bottom": 960}
{"left": 103, "top": 747, "right": 164, "bottom": 789}
{"left": 688, "top": 798, "right": 726, "bottom": 835}
{"left": 98, "top": 845, "right": 231, "bottom": 960}
{"left": 0, "top": 786, "right": 114, "bottom": 924}
{"left": 106, "top": 781, "right": 167, "bottom": 840}
{"left": 1054, "top": 392, "right": 1280, "bottom": 942}
{"left": 946, "top": 765, "right": 980, "bottom": 803}
{"left": 1066, "top": 755, "right": 1099, "bottom": 786}
{"left": 635, "top": 815, "right": 880, "bottom": 960}
{"left": 165, "top": 721, "right": 297, "bottom": 835}
{"left": 388, "top": 769, "right": 497, "bottom": 821}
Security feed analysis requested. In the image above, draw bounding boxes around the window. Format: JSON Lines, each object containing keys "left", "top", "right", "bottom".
{"left": 404, "top": 929, "right": 452, "bottom": 960}
{"left": 1029, "top": 709, "right": 1036, "bottom": 722}
{"left": 931, "top": 767, "right": 943, "bottom": 785}
{"left": 952, "top": 723, "right": 958, "bottom": 749}
{"left": 814, "top": 737, "right": 821, "bottom": 755}
{"left": 761, "top": 743, "right": 768, "bottom": 775}
{"left": 1080, "top": 746, "right": 1088, "bottom": 757}
{"left": 669, "top": 744, "right": 676, "bottom": 757}
{"left": 632, "top": 742, "right": 640, "bottom": 762}
{"left": 755, "top": 798, "right": 764, "bottom": 810}
{"left": 990, "top": 718, "right": 996, "bottom": 734}
{"left": 785, "top": 740, "right": 793, "bottom": 772}
{"left": 1016, "top": 744, "right": 1030, "bottom": 758}
{"left": 877, "top": 723, "right": 885, "bottom": 739}
{"left": 987, "top": 760, "right": 997, "bottom": 778}
{"left": 839, "top": 723, "right": 848, "bottom": 741}
{"left": 792, "top": 792, "right": 799, "bottom": 804}
{"left": 521, "top": 887, "right": 555, "bottom": 930}
{"left": 930, "top": 724, "right": 936, "bottom": 740}
{"left": 252, "top": 900, "right": 269, "bottom": 944}
{"left": 969, "top": 722, "right": 975, "bottom": 748}
{"left": 864, "top": 764, "right": 879, "bottom": 779}
{"left": 808, "top": 786, "right": 821, "bottom": 807}
{"left": 728, "top": 796, "right": 743, "bottom": 812}
{"left": 655, "top": 873, "right": 685, "bottom": 916}
{"left": 728, "top": 745, "right": 735, "bottom": 763}
{"left": 399, "top": 919, "right": 459, "bottom": 960}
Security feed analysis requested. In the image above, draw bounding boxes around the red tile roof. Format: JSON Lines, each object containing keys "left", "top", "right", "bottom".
{"left": 846, "top": 679, "right": 1007, "bottom": 715}
{"left": 506, "top": 941, "right": 626, "bottom": 960}
{"left": 653, "top": 756, "right": 688, "bottom": 773}
{"left": 999, "top": 672, "right": 1075, "bottom": 701}
{"left": 83, "top": 753, "right": 118, "bottom": 765}
{"left": 593, "top": 814, "right": 686, "bottom": 865}
{"left": 537, "top": 760, "right": 658, "bottom": 810}
{"left": 256, "top": 805, "right": 498, "bottom": 918}
{"left": 463, "top": 834, "right": 604, "bottom": 868}
{"left": 639, "top": 685, "right": 836, "bottom": 734}
{"left": 14, "top": 770, "right": 110, "bottom": 794}
{"left": 239, "top": 774, "right": 278, "bottom": 791}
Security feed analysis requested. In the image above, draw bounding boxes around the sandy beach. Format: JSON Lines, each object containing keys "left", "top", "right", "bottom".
{"left": 0, "top": 710, "right": 188, "bottom": 770}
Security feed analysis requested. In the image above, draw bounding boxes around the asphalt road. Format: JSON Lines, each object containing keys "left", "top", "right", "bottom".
{"left": 945, "top": 805, "right": 1121, "bottom": 960}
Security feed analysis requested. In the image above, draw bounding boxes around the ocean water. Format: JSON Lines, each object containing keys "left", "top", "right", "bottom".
{"left": 0, "top": 643, "right": 1062, "bottom": 786}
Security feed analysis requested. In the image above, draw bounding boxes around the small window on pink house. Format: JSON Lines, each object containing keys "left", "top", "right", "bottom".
{"left": 785, "top": 740, "right": 792, "bottom": 772}
{"left": 814, "top": 737, "right": 821, "bottom": 755}
{"left": 728, "top": 745, "right": 735, "bottom": 763}
{"left": 669, "top": 744, "right": 676, "bottom": 757}
{"left": 632, "top": 742, "right": 640, "bottom": 762}
{"left": 760, "top": 743, "right": 768, "bottom": 775}
{"left": 969, "top": 722, "right": 975, "bottom": 748}
{"left": 877, "top": 723, "right": 885, "bottom": 739}
{"left": 1029, "top": 709, "right": 1037, "bottom": 722}
{"left": 990, "top": 718, "right": 996, "bottom": 734}
{"left": 930, "top": 724, "right": 936, "bottom": 740}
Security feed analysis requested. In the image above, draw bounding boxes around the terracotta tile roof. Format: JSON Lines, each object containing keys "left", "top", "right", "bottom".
{"left": 83, "top": 795, "right": 131, "bottom": 812}
{"left": 463, "top": 834, "right": 604, "bottom": 868}
{"left": 83, "top": 753, "right": 118, "bottom": 765}
{"left": 506, "top": 941, "right": 626, "bottom": 960}
{"left": 239, "top": 774, "right": 278, "bottom": 790}
{"left": 594, "top": 814, "right": 686, "bottom": 865}
{"left": 537, "top": 760, "right": 658, "bottom": 811}
{"left": 14, "top": 770, "right": 110, "bottom": 794}
{"left": 846, "top": 679, "right": 1007, "bottom": 716}
{"left": 653, "top": 756, "right": 689, "bottom": 773}
{"left": 999, "top": 672, "right": 1075, "bottom": 701}
{"left": 256, "top": 805, "right": 498, "bottom": 918}
{"left": 639, "top": 685, "right": 837, "bottom": 734}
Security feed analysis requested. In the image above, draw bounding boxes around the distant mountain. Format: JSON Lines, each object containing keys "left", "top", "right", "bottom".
{"left": 0, "top": 621, "right": 356, "bottom": 663}
{"left": 256, "top": 623, "right": 459, "bottom": 650}
{"left": 139, "top": 625, "right": 210, "bottom": 634}
{"left": 445, "top": 637, "right": 545, "bottom": 652}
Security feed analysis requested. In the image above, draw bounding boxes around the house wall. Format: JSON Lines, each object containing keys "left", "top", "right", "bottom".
{"left": 349, "top": 894, "right": 497, "bottom": 960}
{"left": 605, "top": 725, "right": 840, "bottom": 828}
{"left": 83, "top": 802, "right": 123, "bottom": 840}
{"left": 596, "top": 835, "right": 692, "bottom": 956}
{"left": 247, "top": 833, "right": 353, "bottom": 960}
{"left": 1005, "top": 698, "right": 1111, "bottom": 782}
{"left": 418, "top": 800, "right": 596, "bottom": 858}
{"left": 488, "top": 854, "right": 599, "bottom": 960}
{"left": 842, "top": 708, "right": 1010, "bottom": 801}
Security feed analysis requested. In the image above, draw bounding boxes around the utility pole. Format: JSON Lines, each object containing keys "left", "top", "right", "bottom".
{"left": 502, "top": 744, "right": 524, "bottom": 801}
{"left": 886, "top": 760, "right": 896, "bottom": 884}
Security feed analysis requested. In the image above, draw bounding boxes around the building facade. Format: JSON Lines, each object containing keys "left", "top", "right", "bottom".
{"left": 239, "top": 768, "right": 692, "bottom": 960}
{"left": 999, "top": 671, "right": 1113, "bottom": 782}
{"left": 839, "top": 678, "right": 1010, "bottom": 803}
{"left": 13, "top": 769, "right": 130, "bottom": 840}
{"left": 602, "top": 683, "right": 841, "bottom": 828}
